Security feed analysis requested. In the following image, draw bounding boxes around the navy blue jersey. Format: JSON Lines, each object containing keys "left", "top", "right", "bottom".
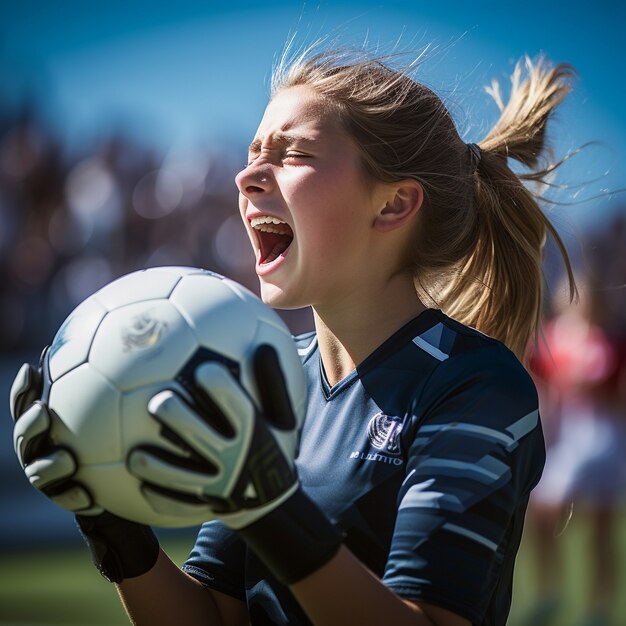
{"left": 182, "top": 309, "right": 545, "bottom": 625}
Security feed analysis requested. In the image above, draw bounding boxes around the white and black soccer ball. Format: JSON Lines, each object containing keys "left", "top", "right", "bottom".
{"left": 42, "top": 266, "right": 307, "bottom": 528}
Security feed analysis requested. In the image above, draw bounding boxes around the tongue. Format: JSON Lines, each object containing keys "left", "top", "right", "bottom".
{"left": 260, "top": 232, "right": 291, "bottom": 264}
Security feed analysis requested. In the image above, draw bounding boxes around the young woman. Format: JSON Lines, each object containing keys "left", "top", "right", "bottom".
{"left": 11, "top": 46, "right": 576, "bottom": 625}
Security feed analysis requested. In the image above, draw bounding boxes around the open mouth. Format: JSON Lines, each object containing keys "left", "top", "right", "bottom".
{"left": 250, "top": 216, "right": 294, "bottom": 265}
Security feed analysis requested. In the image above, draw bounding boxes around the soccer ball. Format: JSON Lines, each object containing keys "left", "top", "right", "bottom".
{"left": 42, "top": 266, "right": 307, "bottom": 528}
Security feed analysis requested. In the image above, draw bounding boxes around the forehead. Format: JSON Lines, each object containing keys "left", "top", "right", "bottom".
{"left": 253, "top": 86, "right": 343, "bottom": 142}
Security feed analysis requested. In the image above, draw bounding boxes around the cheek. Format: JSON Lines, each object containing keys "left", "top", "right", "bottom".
{"left": 288, "top": 162, "right": 372, "bottom": 243}
{"left": 297, "top": 208, "right": 359, "bottom": 255}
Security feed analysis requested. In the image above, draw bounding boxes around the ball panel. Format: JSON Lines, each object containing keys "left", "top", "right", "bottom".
{"left": 171, "top": 274, "right": 257, "bottom": 361}
{"left": 94, "top": 267, "right": 194, "bottom": 310}
{"left": 48, "top": 296, "right": 108, "bottom": 381}
{"left": 90, "top": 299, "right": 198, "bottom": 392}
{"left": 76, "top": 462, "right": 145, "bottom": 521}
{"left": 222, "top": 276, "right": 293, "bottom": 330}
{"left": 48, "top": 364, "right": 122, "bottom": 464}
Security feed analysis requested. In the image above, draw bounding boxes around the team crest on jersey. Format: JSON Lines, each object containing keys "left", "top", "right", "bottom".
{"left": 349, "top": 412, "right": 404, "bottom": 465}
{"left": 367, "top": 412, "right": 403, "bottom": 456}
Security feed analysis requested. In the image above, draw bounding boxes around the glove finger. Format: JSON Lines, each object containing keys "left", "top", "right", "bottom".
{"left": 140, "top": 483, "right": 214, "bottom": 519}
{"left": 149, "top": 387, "right": 240, "bottom": 457}
{"left": 13, "top": 402, "right": 51, "bottom": 466}
{"left": 10, "top": 363, "right": 42, "bottom": 422}
{"left": 51, "top": 484, "right": 102, "bottom": 514}
{"left": 253, "top": 345, "right": 296, "bottom": 430}
{"left": 194, "top": 361, "right": 256, "bottom": 437}
{"left": 128, "top": 447, "right": 223, "bottom": 498}
{"left": 24, "top": 448, "right": 77, "bottom": 491}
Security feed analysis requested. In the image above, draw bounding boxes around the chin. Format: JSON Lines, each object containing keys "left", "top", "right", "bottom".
{"left": 258, "top": 280, "right": 303, "bottom": 311}
{"left": 258, "top": 281, "right": 287, "bottom": 308}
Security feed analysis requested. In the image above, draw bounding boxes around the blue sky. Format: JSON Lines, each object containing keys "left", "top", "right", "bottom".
{"left": 2, "top": 0, "right": 625, "bottom": 228}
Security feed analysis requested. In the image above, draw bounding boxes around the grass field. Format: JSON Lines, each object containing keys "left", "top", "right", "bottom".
{"left": 1, "top": 511, "right": 625, "bottom": 626}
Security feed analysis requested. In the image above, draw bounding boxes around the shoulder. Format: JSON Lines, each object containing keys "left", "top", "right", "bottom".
{"left": 426, "top": 312, "right": 535, "bottom": 390}
{"left": 413, "top": 312, "right": 538, "bottom": 429}
{"left": 405, "top": 315, "right": 544, "bottom": 493}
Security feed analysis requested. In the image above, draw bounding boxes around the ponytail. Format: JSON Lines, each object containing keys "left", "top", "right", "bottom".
{"left": 440, "top": 57, "right": 577, "bottom": 359}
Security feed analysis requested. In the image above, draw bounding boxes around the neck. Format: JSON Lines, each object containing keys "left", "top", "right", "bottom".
{"left": 312, "top": 272, "right": 426, "bottom": 387}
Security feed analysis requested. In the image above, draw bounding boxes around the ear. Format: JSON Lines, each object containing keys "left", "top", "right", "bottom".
{"left": 373, "top": 181, "right": 423, "bottom": 232}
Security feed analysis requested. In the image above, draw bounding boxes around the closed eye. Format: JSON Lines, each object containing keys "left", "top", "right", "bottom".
{"left": 284, "top": 152, "right": 312, "bottom": 161}
{"left": 245, "top": 153, "right": 308, "bottom": 167}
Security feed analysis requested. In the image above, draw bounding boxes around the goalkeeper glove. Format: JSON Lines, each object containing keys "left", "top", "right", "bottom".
{"left": 10, "top": 354, "right": 159, "bottom": 583}
{"left": 129, "top": 344, "right": 342, "bottom": 584}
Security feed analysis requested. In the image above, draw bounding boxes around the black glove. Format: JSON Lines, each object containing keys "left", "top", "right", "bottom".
{"left": 74, "top": 511, "right": 160, "bottom": 583}
{"left": 10, "top": 353, "right": 159, "bottom": 583}
{"left": 129, "top": 344, "right": 342, "bottom": 584}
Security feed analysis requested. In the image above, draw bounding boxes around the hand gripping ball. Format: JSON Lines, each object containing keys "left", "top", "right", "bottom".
{"left": 41, "top": 267, "right": 306, "bottom": 527}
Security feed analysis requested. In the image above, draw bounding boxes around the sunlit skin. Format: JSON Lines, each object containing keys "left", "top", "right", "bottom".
{"left": 236, "top": 86, "right": 391, "bottom": 308}
{"left": 236, "top": 85, "right": 427, "bottom": 385}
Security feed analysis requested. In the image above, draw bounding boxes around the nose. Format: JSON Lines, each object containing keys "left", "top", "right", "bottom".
{"left": 235, "top": 163, "right": 273, "bottom": 198}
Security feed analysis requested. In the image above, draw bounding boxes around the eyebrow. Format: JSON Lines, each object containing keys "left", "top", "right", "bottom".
{"left": 248, "top": 133, "right": 315, "bottom": 154}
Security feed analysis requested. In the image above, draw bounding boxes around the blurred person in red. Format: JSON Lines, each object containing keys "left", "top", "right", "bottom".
{"left": 526, "top": 275, "right": 626, "bottom": 626}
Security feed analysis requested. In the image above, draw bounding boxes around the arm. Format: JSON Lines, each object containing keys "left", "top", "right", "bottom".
{"left": 75, "top": 511, "right": 249, "bottom": 626}
{"left": 380, "top": 346, "right": 544, "bottom": 624}
{"left": 290, "top": 546, "right": 470, "bottom": 626}
{"left": 116, "top": 549, "right": 248, "bottom": 626}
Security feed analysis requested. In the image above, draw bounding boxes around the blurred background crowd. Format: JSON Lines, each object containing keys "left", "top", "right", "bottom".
{"left": 0, "top": 101, "right": 314, "bottom": 355}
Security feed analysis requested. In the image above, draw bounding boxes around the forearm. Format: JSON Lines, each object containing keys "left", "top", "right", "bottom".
{"left": 237, "top": 488, "right": 466, "bottom": 625}
{"left": 116, "top": 549, "right": 245, "bottom": 626}
{"left": 290, "top": 546, "right": 468, "bottom": 626}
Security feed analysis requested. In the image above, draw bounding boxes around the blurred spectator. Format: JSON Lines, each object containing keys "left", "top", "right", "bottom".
{"left": 525, "top": 269, "right": 626, "bottom": 626}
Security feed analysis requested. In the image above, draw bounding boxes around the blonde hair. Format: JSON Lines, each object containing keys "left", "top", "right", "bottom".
{"left": 272, "top": 48, "right": 576, "bottom": 360}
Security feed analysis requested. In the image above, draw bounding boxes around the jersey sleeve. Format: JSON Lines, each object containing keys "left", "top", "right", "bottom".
{"left": 181, "top": 520, "right": 247, "bottom": 601}
{"left": 382, "top": 343, "right": 545, "bottom": 623}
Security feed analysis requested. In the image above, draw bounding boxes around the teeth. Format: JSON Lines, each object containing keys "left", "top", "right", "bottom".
{"left": 251, "top": 216, "right": 286, "bottom": 227}
{"left": 250, "top": 216, "right": 289, "bottom": 233}
{"left": 255, "top": 225, "right": 286, "bottom": 233}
